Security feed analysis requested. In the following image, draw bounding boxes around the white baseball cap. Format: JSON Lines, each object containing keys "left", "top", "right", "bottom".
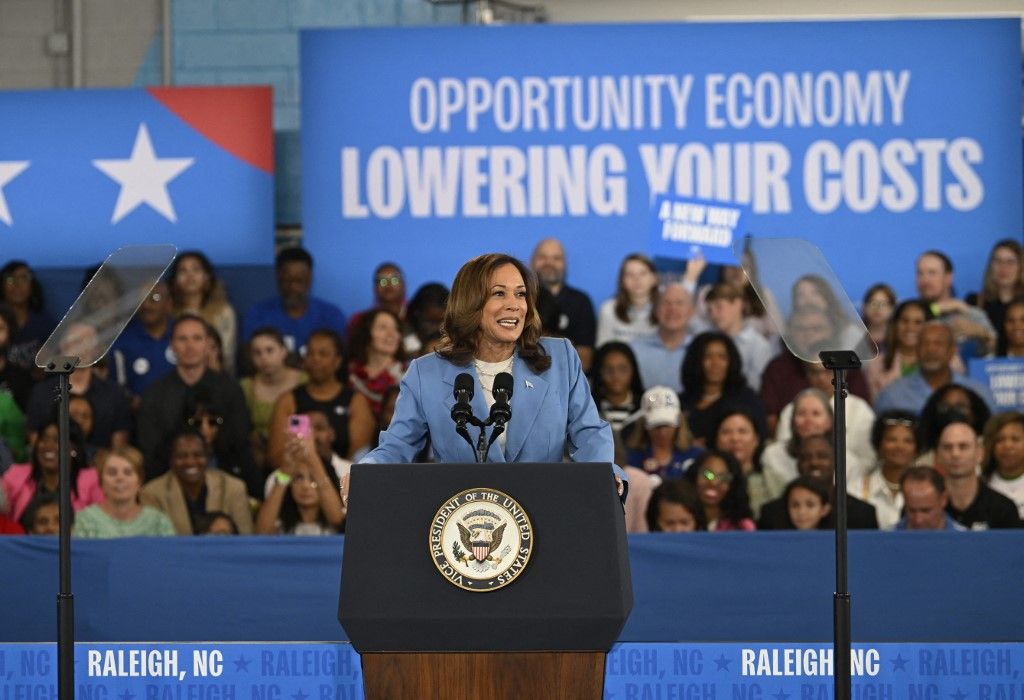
{"left": 640, "top": 386, "right": 681, "bottom": 429}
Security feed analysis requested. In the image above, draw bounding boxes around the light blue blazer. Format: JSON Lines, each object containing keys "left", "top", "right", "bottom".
{"left": 360, "top": 337, "right": 621, "bottom": 477}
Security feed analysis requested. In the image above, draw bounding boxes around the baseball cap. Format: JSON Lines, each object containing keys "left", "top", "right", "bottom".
{"left": 640, "top": 386, "right": 681, "bottom": 428}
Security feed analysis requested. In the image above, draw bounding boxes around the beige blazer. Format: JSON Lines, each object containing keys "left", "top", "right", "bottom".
{"left": 142, "top": 469, "right": 254, "bottom": 535}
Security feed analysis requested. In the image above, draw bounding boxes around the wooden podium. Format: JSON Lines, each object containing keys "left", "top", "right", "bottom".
{"left": 338, "top": 462, "right": 633, "bottom": 700}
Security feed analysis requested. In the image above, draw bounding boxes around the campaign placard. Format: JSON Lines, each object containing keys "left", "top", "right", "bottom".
{"left": 969, "top": 358, "right": 1024, "bottom": 411}
{"left": 648, "top": 195, "right": 746, "bottom": 266}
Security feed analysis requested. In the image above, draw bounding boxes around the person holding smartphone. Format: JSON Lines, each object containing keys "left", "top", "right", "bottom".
{"left": 257, "top": 413, "right": 346, "bottom": 535}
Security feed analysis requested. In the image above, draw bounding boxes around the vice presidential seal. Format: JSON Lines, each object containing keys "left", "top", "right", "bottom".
{"left": 429, "top": 487, "right": 534, "bottom": 592}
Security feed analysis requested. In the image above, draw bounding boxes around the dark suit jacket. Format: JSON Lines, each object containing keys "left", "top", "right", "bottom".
{"left": 757, "top": 492, "right": 879, "bottom": 530}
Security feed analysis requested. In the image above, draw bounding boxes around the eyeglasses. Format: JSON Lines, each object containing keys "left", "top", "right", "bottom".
{"left": 377, "top": 276, "right": 402, "bottom": 288}
{"left": 698, "top": 469, "right": 732, "bottom": 484}
{"left": 882, "top": 417, "right": 915, "bottom": 428}
{"left": 3, "top": 272, "right": 31, "bottom": 285}
{"left": 188, "top": 415, "right": 223, "bottom": 427}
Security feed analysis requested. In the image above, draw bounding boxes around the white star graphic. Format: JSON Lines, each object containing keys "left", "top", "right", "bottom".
{"left": 0, "top": 161, "right": 30, "bottom": 226}
{"left": 93, "top": 123, "right": 195, "bottom": 224}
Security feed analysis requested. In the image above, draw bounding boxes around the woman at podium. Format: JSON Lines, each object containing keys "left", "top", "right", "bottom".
{"left": 358, "top": 253, "right": 624, "bottom": 492}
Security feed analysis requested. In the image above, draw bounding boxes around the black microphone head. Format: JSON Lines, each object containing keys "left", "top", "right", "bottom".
{"left": 493, "top": 372, "right": 514, "bottom": 400}
{"left": 454, "top": 372, "right": 475, "bottom": 401}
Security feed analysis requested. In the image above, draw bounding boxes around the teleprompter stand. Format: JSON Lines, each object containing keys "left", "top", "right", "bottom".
{"left": 35, "top": 245, "right": 176, "bottom": 700}
{"left": 338, "top": 462, "right": 633, "bottom": 700}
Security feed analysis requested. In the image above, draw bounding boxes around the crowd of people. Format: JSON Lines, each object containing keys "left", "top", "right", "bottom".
{"left": 1, "top": 236, "right": 1023, "bottom": 537}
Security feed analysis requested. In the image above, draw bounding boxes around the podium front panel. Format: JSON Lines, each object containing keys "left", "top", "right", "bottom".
{"left": 339, "top": 462, "right": 633, "bottom": 652}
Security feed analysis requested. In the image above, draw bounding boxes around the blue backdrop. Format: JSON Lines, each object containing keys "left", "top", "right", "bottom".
{"left": 301, "top": 19, "right": 1022, "bottom": 314}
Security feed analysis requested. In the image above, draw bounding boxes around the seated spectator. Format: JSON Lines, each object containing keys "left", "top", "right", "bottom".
{"left": 67, "top": 395, "right": 99, "bottom": 463}
{"left": 758, "top": 433, "right": 878, "bottom": 530}
{"left": 531, "top": 238, "right": 597, "bottom": 371}
{"left": 683, "top": 450, "right": 755, "bottom": 531}
{"left": 762, "top": 388, "right": 871, "bottom": 500}
{"left": 645, "top": 479, "right": 706, "bottom": 532}
{"left": 774, "top": 362, "right": 876, "bottom": 478}
{"left": 405, "top": 283, "right": 449, "bottom": 357}
{"left": 136, "top": 315, "right": 254, "bottom": 488}
{"left": 0, "top": 303, "right": 33, "bottom": 413}
{"left": 169, "top": 251, "right": 238, "bottom": 374}
{"left": 856, "top": 411, "right": 920, "bottom": 530}
{"left": 760, "top": 305, "right": 870, "bottom": 435}
{"left": 704, "top": 282, "right": 772, "bottom": 391}
{"left": 785, "top": 475, "right": 833, "bottom": 531}
{"left": 874, "top": 322, "right": 995, "bottom": 416}
{"left": 790, "top": 273, "right": 872, "bottom": 356}
{"left": 624, "top": 386, "right": 703, "bottom": 485}
{"left": 680, "top": 331, "right": 766, "bottom": 444}
{"left": 861, "top": 283, "right": 896, "bottom": 352}
{"left": 256, "top": 428, "right": 345, "bottom": 535}
{"left": 967, "top": 239, "right": 1024, "bottom": 353}
{"left": 916, "top": 383, "right": 991, "bottom": 463}
{"left": 141, "top": 429, "right": 253, "bottom": 535}
{"left": 596, "top": 253, "right": 658, "bottom": 347}
{"left": 590, "top": 342, "right": 644, "bottom": 439}
{"left": 195, "top": 511, "right": 239, "bottom": 536}
{"left": 346, "top": 309, "right": 407, "bottom": 419}
{"left": 709, "top": 409, "right": 769, "bottom": 519}
{"left": 187, "top": 400, "right": 259, "bottom": 494}
{"left": 0, "top": 260, "right": 55, "bottom": 374}
{"left": 897, "top": 466, "right": 965, "bottom": 531}
{"left": 983, "top": 412, "right": 1024, "bottom": 518}
{"left": 2, "top": 421, "right": 101, "bottom": 522}
{"left": 263, "top": 409, "right": 352, "bottom": 493}
{"left": 110, "top": 281, "right": 175, "bottom": 399}
{"left": 347, "top": 262, "right": 411, "bottom": 339}
{"left": 242, "top": 247, "right": 346, "bottom": 356}
{"left": 916, "top": 250, "right": 995, "bottom": 359}
{"left": 268, "top": 329, "right": 375, "bottom": 466}
{"left": 935, "top": 420, "right": 1020, "bottom": 530}
{"left": 864, "top": 300, "right": 932, "bottom": 400}
{"left": 997, "top": 297, "right": 1024, "bottom": 357}
{"left": 629, "top": 282, "right": 693, "bottom": 393}
{"left": 26, "top": 322, "right": 132, "bottom": 450}
{"left": 19, "top": 491, "right": 64, "bottom": 535}
{"left": 240, "top": 327, "right": 306, "bottom": 466}
{"left": 73, "top": 446, "right": 175, "bottom": 538}
{"left": 0, "top": 307, "right": 28, "bottom": 458}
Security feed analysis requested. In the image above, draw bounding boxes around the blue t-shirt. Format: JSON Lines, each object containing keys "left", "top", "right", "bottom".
{"left": 110, "top": 320, "right": 175, "bottom": 395}
{"left": 626, "top": 446, "right": 704, "bottom": 481}
{"left": 243, "top": 296, "right": 347, "bottom": 354}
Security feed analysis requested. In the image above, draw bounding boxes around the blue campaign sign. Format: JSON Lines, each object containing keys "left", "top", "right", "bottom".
{"left": 0, "top": 87, "right": 274, "bottom": 267}
{"left": 648, "top": 195, "right": 747, "bottom": 266}
{"left": 969, "top": 357, "right": 1024, "bottom": 411}
{"left": 301, "top": 20, "right": 1021, "bottom": 314}
{"left": 2, "top": 642, "right": 1021, "bottom": 698}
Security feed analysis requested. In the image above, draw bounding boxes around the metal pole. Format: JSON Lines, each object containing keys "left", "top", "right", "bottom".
{"left": 832, "top": 367, "right": 851, "bottom": 700}
{"left": 70, "top": 0, "right": 83, "bottom": 88}
{"left": 162, "top": 0, "right": 174, "bottom": 85}
{"left": 49, "top": 357, "right": 79, "bottom": 700}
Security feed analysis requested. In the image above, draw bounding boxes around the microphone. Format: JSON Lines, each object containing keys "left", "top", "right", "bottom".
{"left": 488, "top": 372, "right": 514, "bottom": 428}
{"left": 451, "top": 372, "right": 475, "bottom": 428}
